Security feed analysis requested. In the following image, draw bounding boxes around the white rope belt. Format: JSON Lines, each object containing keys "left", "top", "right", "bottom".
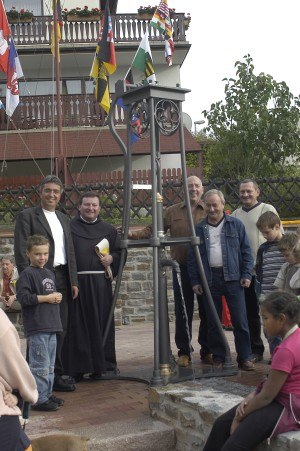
{"left": 77, "top": 271, "right": 105, "bottom": 274}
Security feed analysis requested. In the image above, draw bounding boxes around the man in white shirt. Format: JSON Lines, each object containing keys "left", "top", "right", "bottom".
{"left": 231, "top": 179, "right": 282, "bottom": 362}
{"left": 14, "top": 175, "right": 79, "bottom": 392}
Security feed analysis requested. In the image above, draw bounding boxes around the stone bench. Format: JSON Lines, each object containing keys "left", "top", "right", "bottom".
{"left": 149, "top": 380, "right": 300, "bottom": 450}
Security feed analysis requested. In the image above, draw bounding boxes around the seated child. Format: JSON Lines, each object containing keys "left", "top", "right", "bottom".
{"left": 17, "top": 235, "right": 64, "bottom": 412}
{"left": 203, "top": 290, "right": 300, "bottom": 451}
{"left": 255, "top": 211, "right": 285, "bottom": 353}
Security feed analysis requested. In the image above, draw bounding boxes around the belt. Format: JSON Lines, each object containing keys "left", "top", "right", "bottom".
{"left": 77, "top": 271, "right": 105, "bottom": 275}
{"left": 54, "top": 264, "right": 68, "bottom": 271}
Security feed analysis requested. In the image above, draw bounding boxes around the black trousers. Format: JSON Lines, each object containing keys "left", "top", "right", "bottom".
{"left": 0, "top": 415, "right": 30, "bottom": 451}
{"left": 54, "top": 265, "right": 70, "bottom": 376}
{"left": 172, "top": 265, "right": 210, "bottom": 358}
{"left": 244, "top": 277, "right": 265, "bottom": 356}
{"left": 203, "top": 401, "right": 283, "bottom": 451}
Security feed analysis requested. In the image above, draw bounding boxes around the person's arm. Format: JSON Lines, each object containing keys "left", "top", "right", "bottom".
{"left": 17, "top": 275, "right": 61, "bottom": 306}
{"left": 14, "top": 211, "right": 31, "bottom": 273}
{"left": 0, "top": 312, "right": 38, "bottom": 404}
{"left": 63, "top": 216, "right": 79, "bottom": 295}
{"left": 238, "top": 222, "right": 254, "bottom": 281}
{"left": 128, "top": 225, "right": 152, "bottom": 239}
{"left": 37, "top": 292, "right": 62, "bottom": 304}
{"left": 109, "top": 229, "right": 122, "bottom": 276}
{"left": 231, "top": 369, "right": 288, "bottom": 434}
{"left": 187, "top": 224, "right": 202, "bottom": 288}
{"left": 274, "top": 264, "right": 287, "bottom": 289}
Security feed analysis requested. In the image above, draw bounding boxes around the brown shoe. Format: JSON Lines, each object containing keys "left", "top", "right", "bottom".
{"left": 238, "top": 360, "right": 255, "bottom": 371}
{"left": 201, "top": 354, "right": 213, "bottom": 365}
{"left": 177, "top": 355, "right": 190, "bottom": 367}
{"left": 213, "top": 358, "right": 224, "bottom": 369}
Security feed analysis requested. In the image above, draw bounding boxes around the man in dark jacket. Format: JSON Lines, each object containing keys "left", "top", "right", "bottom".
{"left": 14, "top": 175, "right": 78, "bottom": 392}
{"left": 188, "top": 189, "right": 254, "bottom": 371}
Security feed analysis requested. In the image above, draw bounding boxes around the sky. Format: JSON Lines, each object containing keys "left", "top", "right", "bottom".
{"left": 63, "top": 0, "right": 300, "bottom": 128}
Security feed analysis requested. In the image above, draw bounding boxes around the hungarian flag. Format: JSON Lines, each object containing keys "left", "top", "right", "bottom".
{"left": 50, "top": 0, "right": 63, "bottom": 61}
{"left": 90, "top": 2, "right": 116, "bottom": 113}
{"left": 0, "top": 0, "right": 10, "bottom": 74}
{"left": 6, "top": 38, "right": 23, "bottom": 117}
{"left": 132, "top": 30, "right": 156, "bottom": 83}
{"left": 151, "top": 0, "right": 174, "bottom": 66}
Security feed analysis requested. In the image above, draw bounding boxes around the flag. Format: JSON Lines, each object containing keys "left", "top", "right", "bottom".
{"left": 132, "top": 30, "right": 156, "bottom": 83}
{"left": 51, "top": 0, "right": 62, "bottom": 61}
{"left": 0, "top": 0, "right": 10, "bottom": 73}
{"left": 97, "top": 2, "right": 116, "bottom": 75}
{"left": 90, "top": 2, "right": 116, "bottom": 113}
{"left": 125, "top": 68, "right": 134, "bottom": 85}
{"left": 151, "top": 0, "right": 174, "bottom": 66}
{"left": 6, "top": 38, "right": 23, "bottom": 117}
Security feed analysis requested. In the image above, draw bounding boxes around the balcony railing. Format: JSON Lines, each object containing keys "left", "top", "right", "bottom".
{"left": 11, "top": 13, "right": 188, "bottom": 46}
{"left": 0, "top": 94, "right": 126, "bottom": 131}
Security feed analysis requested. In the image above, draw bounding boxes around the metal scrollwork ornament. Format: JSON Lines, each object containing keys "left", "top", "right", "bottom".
{"left": 155, "top": 99, "right": 180, "bottom": 136}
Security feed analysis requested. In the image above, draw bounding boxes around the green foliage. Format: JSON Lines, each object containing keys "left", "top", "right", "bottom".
{"left": 186, "top": 152, "right": 198, "bottom": 168}
{"left": 202, "top": 54, "right": 300, "bottom": 179}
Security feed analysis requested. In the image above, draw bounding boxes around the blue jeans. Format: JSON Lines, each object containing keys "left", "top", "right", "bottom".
{"left": 172, "top": 266, "right": 210, "bottom": 358}
{"left": 203, "top": 268, "right": 252, "bottom": 363}
{"left": 28, "top": 333, "right": 56, "bottom": 404}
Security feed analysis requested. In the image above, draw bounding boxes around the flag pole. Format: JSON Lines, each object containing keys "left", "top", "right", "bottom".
{"left": 52, "top": 0, "right": 74, "bottom": 185}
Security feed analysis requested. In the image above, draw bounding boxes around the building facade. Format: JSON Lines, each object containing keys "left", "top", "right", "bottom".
{"left": 0, "top": 0, "right": 200, "bottom": 180}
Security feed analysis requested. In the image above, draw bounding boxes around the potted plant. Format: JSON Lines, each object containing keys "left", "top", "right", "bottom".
{"left": 137, "top": 5, "right": 176, "bottom": 20}
{"left": 183, "top": 13, "right": 191, "bottom": 30}
{"left": 63, "top": 6, "right": 102, "bottom": 22}
{"left": 137, "top": 5, "right": 156, "bottom": 19}
{"left": 6, "top": 7, "right": 34, "bottom": 24}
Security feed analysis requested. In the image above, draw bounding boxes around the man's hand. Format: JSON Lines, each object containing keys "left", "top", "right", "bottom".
{"left": 72, "top": 286, "right": 79, "bottom": 299}
{"left": 192, "top": 284, "right": 203, "bottom": 295}
{"left": 100, "top": 254, "right": 113, "bottom": 268}
{"left": 240, "top": 278, "right": 251, "bottom": 288}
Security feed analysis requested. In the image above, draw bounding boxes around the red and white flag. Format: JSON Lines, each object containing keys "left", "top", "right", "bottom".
{"left": 150, "top": 0, "right": 174, "bottom": 66}
{"left": 6, "top": 38, "right": 23, "bottom": 117}
{"left": 0, "top": 0, "right": 10, "bottom": 73}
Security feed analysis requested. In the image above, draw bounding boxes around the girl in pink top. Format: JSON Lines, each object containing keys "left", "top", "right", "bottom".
{"left": 203, "top": 290, "right": 300, "bottom": 451}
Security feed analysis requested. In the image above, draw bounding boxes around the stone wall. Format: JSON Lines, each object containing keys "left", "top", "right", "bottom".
{"left": 117, "top": 248, "right": 176, "bottom": 326}
{"left": 149, "top": 382, "right": 300, "bottom": 450}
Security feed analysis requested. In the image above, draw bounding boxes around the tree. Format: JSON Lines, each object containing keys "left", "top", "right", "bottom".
{"left": 202, "top": 55, "right": 300, "bottom": 179}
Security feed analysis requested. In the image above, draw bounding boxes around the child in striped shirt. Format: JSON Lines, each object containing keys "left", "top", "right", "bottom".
{"left": 255, "top": 211, "right": 285, "bottom": 354}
